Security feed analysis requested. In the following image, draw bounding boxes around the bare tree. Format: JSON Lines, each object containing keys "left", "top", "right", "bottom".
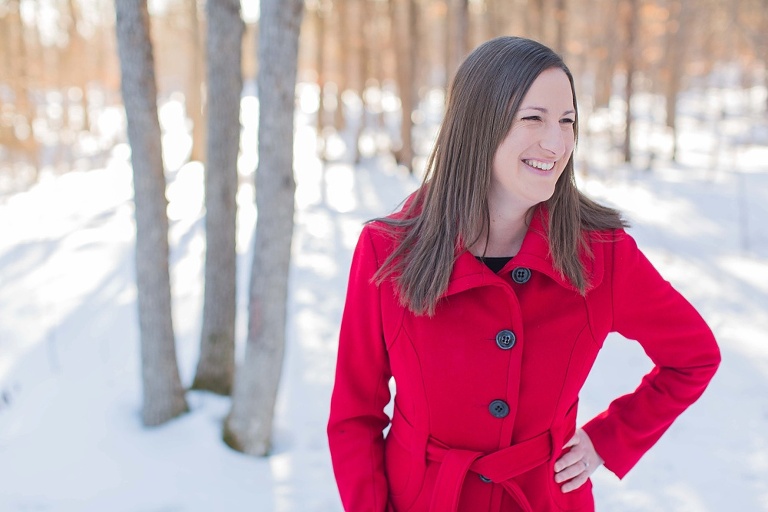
{"left": 65, "top": 0, "right": 92, "bottom": 132}
{"left": 447, "top": 0, "right": 469, "bottom": 81}
{"left": 7, "top": 0, "right": 39, "bottom": 176}
{"left": 622, "top": 0, "right": 640, "bottom": 164}
{"left": 351, "top": 0, "right": 367, "bottom": 164}
{"left": 664, "top": 0, "right": 690, "bottom": 162}
{"left": 314, "top": 0, "right": 328, "bottom": 160}
{"left": 191, "top": 0, "right": 244, "bottom": 395}
{"left": 186, "top": 0, "right": 206, "bottom": 163}
{"left": 390, "top": 0, "right": 417, "bottom": 172}
{"left": 334, "top": 0, "right": 348, "bottom": 132}
{"left": 115, "top": 0, "right": 188, "bottom": 426}
{"left": 554, "top": 0, "right": 567, "bottom": 54}
{"left": 224, "top": 0, "right": 305, "bottom": 456}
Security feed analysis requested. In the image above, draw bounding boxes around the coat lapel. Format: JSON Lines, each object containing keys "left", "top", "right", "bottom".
{"left": 442, "top": 206, "right": 605, "bottom": 298}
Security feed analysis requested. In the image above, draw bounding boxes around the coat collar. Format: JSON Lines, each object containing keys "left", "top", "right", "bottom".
{"left": 443, "top": 206, "right": 604, "bottom": 298}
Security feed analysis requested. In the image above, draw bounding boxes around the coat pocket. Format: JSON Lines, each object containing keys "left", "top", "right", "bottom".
{"left": 547, "top": 400, "right": 595, "bottom": 511}
{"left": 385, "top": 409, "right": 426, "bottom": 511}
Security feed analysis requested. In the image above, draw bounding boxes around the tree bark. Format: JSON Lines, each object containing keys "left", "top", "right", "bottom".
{"left": 664, "top": 0, "right": 688, "bottom": 163}
{"left": 592, "top": 0, "right": 619, "bottom": 109}
{"left": 333, "top": 0, "right": 348, "bottom": 132}
{"left": 353, "top": 0, "right": 367, "bottom": 164}
{"left": 115, "top": 0, "right": 188, "bottom": 426}
{"left": 223, "top": 0, "right": 304, "bottom": 456}
{"left": 527, "top": 0, "right": 545, "bottom": 42}
{"left": 192, "top": 0, "right": 243, "bottom": 395}
{"left": 315, "top": 1, "right": 327, "bottom": 159}
{"left": 187, "top": 0, "right": 207, "bottom": 162}
{"left": 447, "top": 0, "right": 469, "bottom": 81}
{"left": 390, "top": 0, "right": 416, "bottom": 173}
{"left": 8, "top": 0, "right": 39, "bottom": 175}
{"left": 622, "top": 0, "right": 639, "bottom": 164}
{"left": 554, "top": 0, "right": 567, "bottom": 55}
{"left": 66, "top": 0, "right": 92, "bottom": 132}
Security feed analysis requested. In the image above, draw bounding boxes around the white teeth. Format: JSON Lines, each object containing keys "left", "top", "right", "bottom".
{"left": 524, "top": 159, "right": 555, "bottom": 171}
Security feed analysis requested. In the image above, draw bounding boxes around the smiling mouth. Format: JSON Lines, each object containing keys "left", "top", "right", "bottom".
{"left": 523, "top": 159, "right": 555, "bottom": 171}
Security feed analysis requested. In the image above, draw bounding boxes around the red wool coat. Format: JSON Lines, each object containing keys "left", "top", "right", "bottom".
{"left": 327, "top": 207, "right": 720, "bottom": 512}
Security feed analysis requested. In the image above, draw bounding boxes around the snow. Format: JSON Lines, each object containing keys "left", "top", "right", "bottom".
{"left": 0, "top": 86, "right": 767, "bottom": 511}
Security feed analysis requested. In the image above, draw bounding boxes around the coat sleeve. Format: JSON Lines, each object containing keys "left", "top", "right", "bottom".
{"left": 582, "top": 229, "right": 721, "bottom": 479}
{"left": 328, "top": 225, "right": 393, "bottom": 512}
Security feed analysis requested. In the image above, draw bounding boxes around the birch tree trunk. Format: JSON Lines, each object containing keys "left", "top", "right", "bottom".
{"left": 223, "top": 0, "right": 304, "bottom": 456}
{"left": 115, "top": 0, "right": 188, "bottom": 426}
{"left": 192, "top": 0, "right": 244, "bottom": 395}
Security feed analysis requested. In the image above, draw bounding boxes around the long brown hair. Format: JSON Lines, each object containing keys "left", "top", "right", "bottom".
{"left": 373, "top": 36, "right": 626, "bottom": 316}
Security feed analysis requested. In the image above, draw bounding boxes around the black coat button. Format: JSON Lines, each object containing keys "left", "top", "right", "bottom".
{"left": 489, "top": 399, "right": 509, "bottom": 418}
{"left": 495, "top": 329, "right": 516, "bottom": 350}
{"left": 479, "top": 474, "right": 492, "bottom": 483}
{"left": 511, "top": 267, "right": 532, "bottom": 284}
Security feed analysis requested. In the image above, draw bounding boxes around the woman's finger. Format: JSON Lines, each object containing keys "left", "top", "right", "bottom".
{"left": 554, "top": 446, "right": 583, "bottom": 473}
{"left": 561, "top": 469, "right": 589, "bottom": 493}
{"left": 553, "top": 459, "right": 586, "bottom": 484}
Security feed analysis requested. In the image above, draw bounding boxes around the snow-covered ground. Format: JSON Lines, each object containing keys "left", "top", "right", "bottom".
{"left": 0, "top": 87, "right": 767, "bottom": 511}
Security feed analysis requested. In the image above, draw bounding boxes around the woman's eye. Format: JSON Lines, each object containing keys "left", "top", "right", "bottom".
{"left": 561, "top": 118, "right": 575, "bottom": 125}
{"left": 521, "top": 116, "right": 542, "bottom": 122}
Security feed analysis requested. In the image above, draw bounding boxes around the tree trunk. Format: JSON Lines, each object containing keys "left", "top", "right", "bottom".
{"left": 527, "top": 0, "right": 545, "bottom": 42}
{"left": 593, "top": 0, "right": 618, "bottom": 109}
{"left": 664, "top": 0, "right": 688, "bottom": 163}
{"left": 487, "top": 0, "right": 511, "bottom": 39}
{"left": 390, "top": 0, "right": 416, "bottom": 173}
{"left": 315, "top": 2, "right": 327, "bottom": 160}
{"left": 447, "top": 0, "right": 469, "bottom": 81}
{"left": 66, "top": 0, "right": 92, "bottom": 132}
{"left": 333, "top": 0, "right": 348, "bottom": 132}
{"left": 554, "top": 0, "right": 567, "bottom": 55}
{"left": 9, "top": 0, "right": 39, "bottom": 176}
{"left": 115, "top": 0, "right": 188, "bottom": 427}
{"left": 352, "top": 0, "right": 367, "bottom": 164}
{"left": 223, "top": 0, "right": 304, "bottom": 456}
{"left": 187, "top": 0, "right": 206, "bottom": 162}
{"left": 622, "top": 0, "right": 639, "bottom": 164}
{"left": 192, "top": 0, "right": 243, "bottom": 396}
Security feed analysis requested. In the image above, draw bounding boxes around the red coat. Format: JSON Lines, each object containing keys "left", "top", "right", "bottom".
{"left": 327, "top": 206, "right": 720, "bottom": 512}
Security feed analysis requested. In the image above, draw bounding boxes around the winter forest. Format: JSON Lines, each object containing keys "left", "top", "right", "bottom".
{"left": 0, "top": 0, "right": 767, "bottom": 510}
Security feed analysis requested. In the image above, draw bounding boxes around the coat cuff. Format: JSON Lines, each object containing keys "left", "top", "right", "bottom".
{"left": 582, "top": 414, "right": 634, "bottom": 480}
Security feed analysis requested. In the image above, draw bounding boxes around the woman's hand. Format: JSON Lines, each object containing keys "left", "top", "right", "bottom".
{"left": 553, "top": 428, "right": 603, "bottom": 493}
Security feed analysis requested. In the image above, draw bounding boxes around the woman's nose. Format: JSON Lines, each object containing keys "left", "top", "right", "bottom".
{"left": 539, "top": 122, "right": 568, "bottom": 156}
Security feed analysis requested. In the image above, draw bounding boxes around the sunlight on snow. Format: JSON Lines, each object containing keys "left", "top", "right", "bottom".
{"left": 166, "top": 162, "right": 204, "bottom": 222}
{"left": 662, "top": 483, "right": 710, "bottom": 512}
{"left": 159, "top": 96, "right": 193, "bottom": 170}
{"left": 298, "top": 83, "right": 320, "bottom": 114}
{"left": 718, "top": 255, "right": 768, "bottom": 295}
{"left": 582, "top": 177, "right": 720, "bottom": 239}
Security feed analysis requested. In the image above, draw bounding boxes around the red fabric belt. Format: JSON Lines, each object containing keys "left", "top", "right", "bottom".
{"left": 425, "top": 430, "right": 553, "bottom": 512}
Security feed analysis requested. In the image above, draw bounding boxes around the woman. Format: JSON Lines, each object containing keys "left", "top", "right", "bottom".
{"left": 327, "top": 36, "right": 720, "bottom": 512}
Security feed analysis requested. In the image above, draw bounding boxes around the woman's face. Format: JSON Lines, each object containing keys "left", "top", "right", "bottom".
{"left": 490, "top": 67, "right": 576, "bottom": 211}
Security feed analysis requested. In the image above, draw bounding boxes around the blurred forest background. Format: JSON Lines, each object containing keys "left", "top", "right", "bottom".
{"left": 1, "top": 2, "right": 768, "bottom": 509}
{"left": 1, "top": 0, "right": 767, "bottom": 190}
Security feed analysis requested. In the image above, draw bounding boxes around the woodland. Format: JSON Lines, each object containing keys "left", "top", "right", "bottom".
{"left": 1, "top": 0, "right": 767, "bottom": 461}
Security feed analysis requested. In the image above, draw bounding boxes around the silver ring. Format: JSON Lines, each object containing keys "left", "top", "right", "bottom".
{"left": 583, "top": 460, "right": 589, "bottom": 470}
